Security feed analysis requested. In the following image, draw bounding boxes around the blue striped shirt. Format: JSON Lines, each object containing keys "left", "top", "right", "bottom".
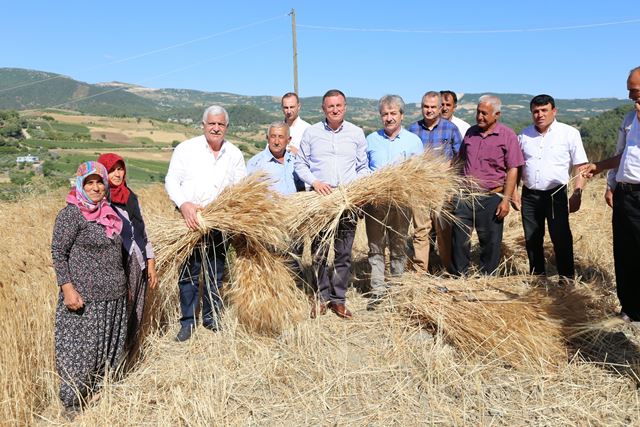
{"left": 408, "top": 118, "right": 462, "bottom": 160}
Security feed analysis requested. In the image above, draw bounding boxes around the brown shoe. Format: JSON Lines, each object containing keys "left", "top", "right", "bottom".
{"left": 329, "top": 302, "right": 352, "bottom": 319}
{"left": 310, "top": 300, "right": 327, "bottom": 319}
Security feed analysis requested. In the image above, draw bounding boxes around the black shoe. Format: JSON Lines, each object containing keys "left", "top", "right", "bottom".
{"left": 175, "top": 325, "right": 193, "bottom": 342}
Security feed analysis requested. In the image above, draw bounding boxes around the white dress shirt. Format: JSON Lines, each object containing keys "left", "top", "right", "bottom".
{"left": 288, "top": 116, "right": 311, "bottom": 150}
{"left": 165, "top": 135, "right": 246, "bottom": 208}
{"left": 519, "top": 120, "right": 588, "bottom": 190}
{"left": 616, "top": 114, "right": 640, "bottom": 184}
{"left": 451, "top": 115, "right": 471, "bottom": 137}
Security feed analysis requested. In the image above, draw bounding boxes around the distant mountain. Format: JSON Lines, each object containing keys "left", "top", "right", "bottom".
{"left": 0, "top": 67, "right": 629, "bottom": 129}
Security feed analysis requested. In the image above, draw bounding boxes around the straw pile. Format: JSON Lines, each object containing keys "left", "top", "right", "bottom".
{"left": 225, "top": 239, "right": 307, "bottom": 336}
{"left": 284, "top": 150, "right": 465, "bottom": 248}
{"left": 389, "top": 274, "right": 570, "bottom": 370}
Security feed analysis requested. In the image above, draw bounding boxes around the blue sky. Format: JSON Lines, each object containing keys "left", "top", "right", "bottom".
{"left": 2, "top": 0, "right": 638, "bottom": 103}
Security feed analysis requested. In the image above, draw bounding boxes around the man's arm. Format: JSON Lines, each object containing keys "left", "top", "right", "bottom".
{"left": 232, "top": 149, "right": 247, "bottom": 184}
{"left": 294, "top": 130, "right": 332, "bottom": 195}
{"left": 165, "top": 143, "right": 202, "bottom": 230}
{"left": 165, "top": 144, "right": 188, "bottom": 209}
{"left": 496, "top": 167, "right": 518, "bottom": 219}
{"left": 580, "top": 154, "right": 622, "bottom": 177}
{"left": 355, "top": 128, "right": 370, "bottom": 178}
{"left": 511, "top": 167, "right": 522, "bottom": 211}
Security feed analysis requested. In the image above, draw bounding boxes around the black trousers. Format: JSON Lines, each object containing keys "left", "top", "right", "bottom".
{"left": 521, "top": 185, "right": 574, "bottom": 278}
{"left": 613, "top": 184, "right": 640, "bottom": 320}
{"left": 451, "top": 193, "right": 503, "bottom": 276}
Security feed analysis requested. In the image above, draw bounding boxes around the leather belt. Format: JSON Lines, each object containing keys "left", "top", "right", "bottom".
{"left": 618, "top": 182, "right": 640, "bottom": 192}
{"left": 523, "top": 185, "right": 565, "bottom": 195}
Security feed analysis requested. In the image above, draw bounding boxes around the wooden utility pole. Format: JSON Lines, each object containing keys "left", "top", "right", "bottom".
{"left": 289, "top": 8, "right": 299, "bottom": 94}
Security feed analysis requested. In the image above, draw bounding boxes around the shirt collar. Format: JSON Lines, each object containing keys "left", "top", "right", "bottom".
{"left": 203, "top": 138, "right": 228, "bottom": 154}
{"left": 263, "top": 146, "right": 290, "bottom": 164}
{"left": 323, "top": 119, "right": 344, "bottom": 133}
{"left": 419, "top": 118, "right": 440, "bottom": 131}
{"left": 377, "top": 128, "right": 404, "bottom": 141}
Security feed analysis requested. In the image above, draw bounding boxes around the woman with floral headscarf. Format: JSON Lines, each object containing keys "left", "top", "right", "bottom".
{"left": 51, "top": 161, "right": 127, "bottom": 416}
{"left": 97, "top": 153, "right": 156, "bottom": 361}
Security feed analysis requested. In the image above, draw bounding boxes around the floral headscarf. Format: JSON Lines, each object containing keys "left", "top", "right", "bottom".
{"left": 65, "top": 161, "right": 122, "bottom": 239}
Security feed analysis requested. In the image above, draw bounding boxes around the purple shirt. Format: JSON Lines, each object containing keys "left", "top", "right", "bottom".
{"left": 459, "top": 122, "right": 524, "bottom": 190}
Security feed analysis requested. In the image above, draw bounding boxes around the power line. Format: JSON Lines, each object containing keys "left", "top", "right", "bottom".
{"left": 27, "top": 36, "right": 286, "bottom": 113}
{"left": 297, "top": 18, "right": 640, "bottom": 34}
{"left": 0, "top": 13, "right": 288, "bottom": 94}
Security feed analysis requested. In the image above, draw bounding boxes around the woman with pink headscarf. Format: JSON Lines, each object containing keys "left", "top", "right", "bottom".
{"left": 51, "top": 161, "right": 127, "bottom": 417}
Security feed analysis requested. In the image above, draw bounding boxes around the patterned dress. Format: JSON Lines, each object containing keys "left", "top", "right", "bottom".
{"left": 51, "top": 204, "right": 127, "bottom": 410}
{"left": 111, "top": 190, "right": 154, "bottom": 362}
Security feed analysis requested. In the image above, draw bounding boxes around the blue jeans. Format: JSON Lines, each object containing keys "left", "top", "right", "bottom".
{"left": 178, "top": 230, "right": 227, "bottom": 328}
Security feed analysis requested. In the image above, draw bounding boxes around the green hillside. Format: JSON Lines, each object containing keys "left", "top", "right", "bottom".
{"left": 0, "top": 68, "right": 628, "bottom": 130}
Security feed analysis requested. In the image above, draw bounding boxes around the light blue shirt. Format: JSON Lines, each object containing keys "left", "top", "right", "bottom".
{"left": 246, "top": 147, "right": 299, "bottom": 195}
{"left": 294, "top": 120, "right": 369, "bottom": 188}
{"left": 366, "top": 128, "right": 424, "bottom": 171}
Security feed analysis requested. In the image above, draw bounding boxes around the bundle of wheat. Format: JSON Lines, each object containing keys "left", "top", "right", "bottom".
{"left": 284, "top": 150, "right": 466, "bottom": 250}
{"left": 389, "top": 273, "right": 569, "bottom": 370}
{"left": 225, "top": 239, "right": 307, "bottom": 336}
{"left": 148, "top": 173, "right": 288, "bottom": 290}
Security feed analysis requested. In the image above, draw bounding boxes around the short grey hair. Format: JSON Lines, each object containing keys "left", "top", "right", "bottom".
{"left": 478, "top": 94, "right": 502, "bottom": 113}
{"left": 202, "top": 105, "right": 229, "bottom": 125}
{"left": 378, "top": 94, "right": 405, "bottom": 114}
{"left": 421, "top": 91, "right": 441, "bottom": 106}
{"left": 266, "top": 121, "right": 290, "bottom": 137}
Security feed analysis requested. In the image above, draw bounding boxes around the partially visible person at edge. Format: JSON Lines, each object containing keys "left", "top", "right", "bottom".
{"left": 511, "top": 95, "right": 587, "bottom": 281}
{"left": 97, "top": 153, "right": 157, "bottom": 361}
{"left": 440, "top": 90, "right": 471, "bottom": 137}
{"left": 282, "top": 92, "right": 311, "bottom": 155}
{"left": 165, "top": 105, "right": 246, "bottom": 342}
{"left": 294, "top": 89, "right": 369, "bottom": 320}
{"left": 51, "top": 161, "right": 126, "bottom": 417}
{"left": 580, "top": 66, "right": 640, "bottom": 322}
{"left": 408, "top": 91, "right": 462, "bottom": 273}
{"left": 365, "top": 95, "right": 423, "bottom": 310}
{"left": 451, "top": 95, "right": 524, "bottom": 276}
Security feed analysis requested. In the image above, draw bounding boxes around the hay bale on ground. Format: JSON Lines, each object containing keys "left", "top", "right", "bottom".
{"left": 390, "top": 274, "right": 570, "bottom": 370}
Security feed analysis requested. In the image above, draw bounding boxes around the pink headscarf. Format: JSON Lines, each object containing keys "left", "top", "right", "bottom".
{"left": 65, "top": 161, "right": 123, "bottom": 239}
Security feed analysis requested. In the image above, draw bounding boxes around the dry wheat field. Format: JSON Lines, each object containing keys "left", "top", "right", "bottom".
{"left": 2, "top": 177, "right": 640, "bottom": 426}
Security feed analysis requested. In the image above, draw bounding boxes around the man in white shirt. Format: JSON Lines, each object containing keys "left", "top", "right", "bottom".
{"left": 513, "top": 94, "right": 587, "bottom": 280}
{"left": 281, "top": 92, "right": 311, "bottom": 154}
{"left": 165, "top": 105, "right": 246, "bottom": 341}
{"left": 581, "top": 66, "right": 640, "bottom": 321}
{"left": 440, "top": 90, "right": 471, "bottom": 137}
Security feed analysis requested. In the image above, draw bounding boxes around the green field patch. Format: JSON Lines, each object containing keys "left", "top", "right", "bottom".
{"left": 49, "top": 122, "right": 90, "bottom": 135}
{"left": 132, "top": 136, "right": 154, "bottom": 145}
{"left": 125, "top": 158, "right": 168, "bottom": 183}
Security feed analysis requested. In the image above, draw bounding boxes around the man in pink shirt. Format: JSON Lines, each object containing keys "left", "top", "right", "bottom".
{"left": 451, "top": 95, "right": 524, "bottom": 275}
